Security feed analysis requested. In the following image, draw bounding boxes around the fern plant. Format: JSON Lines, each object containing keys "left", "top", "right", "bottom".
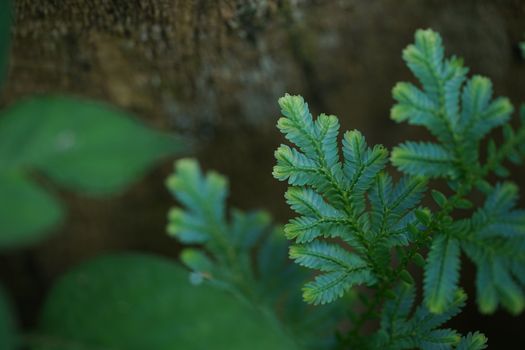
{"left": 166, "top": 159, "right": 342, "bottom": 349}
{"left": 273, "top": 29, "right": 525, "bottom": 349}
{"left": 165, "top": 28, "right": 525, "bottom": 349}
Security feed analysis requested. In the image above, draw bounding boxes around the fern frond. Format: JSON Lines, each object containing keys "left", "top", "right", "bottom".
{"left": 275, "top": 95, "right": 348, "bottom": 210}
{"left": 455, "top": 332, "right": 488, "bottom": 350}
{"left": 424, "top": 234, "right": 461, "bottom": 313}
{"left": 342, "top": 129, "right": 389, "bottom": 214}
{"left": 166, "top": 159, "right": 228, "bottom": 244}
{"left": 272, "top": 28, "right": 524, "bottom": 345}
{"left": 369, "top": 174, "right": 427, "bottom": 242}
{"left": 167, "top": 159, "right": 343, "bottom": 348}
{"left": 290, "top": 241, "right": 367, "bottom": 272}
{"left": 460, "top": 76, "right": 513, "bottom": 144}
{"left": 274, "top": 94, "right": 424, "bottom": 305}
{"left": 390, "top": 29, "right": 525, "bottom": 321}
{"left": 399, "top": 29, "right": 468, "bottom": 144}
{"left": 379, "top": 282, "right": 415, "bottom": 336}
{"left": 402, "top": 30, "right": 447, "bottom": 102}
{"left": 230, "top": 210, "right": 270, "bottom": 249}
{"left": 273, "top": 144, "right": 318, "bottom": 186}
{"left": 414, "top": 288, "right": 466, "bottom": 332}
{"left": 391, "top": 141, "right": 456, "bottom": 178}
{"left": 471, "top": 183, "right": 525, "bottom": 238}
{"left": 290, "top": 241, "right": 375, "bottom": 305}
{"left": 458, "top": 183, "right": 525, "bottom": 314}
{"left": 302, "top": 268, "right": 375, "bottom": 305}
{"left": 167, "top": 159, "right": 275, "bottom": 292}
{"left": 463, "top": 242, "right": 525, "bottom": 315}
{"left": 392, "top": 29, "right": 518, "bottom": 180}
{"left": 417, "top": 328, "right": 461, "bottom": 350}
{"left": 285, "top": 187, "right": 343, "bottom": 219}
{"left": 283, "top": 187, "right": 354, "bottom": 244}
{"left": 375, "top": 286, "right": 473, "bottom": 350}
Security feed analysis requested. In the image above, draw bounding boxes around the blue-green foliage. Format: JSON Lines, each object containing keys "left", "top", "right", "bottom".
{"left": 273, "top": 28, "right": 525, "bottom": 348}
{"left": 424, "top": 234, "right": 461, "bottom": 314}
{"left": 373, "top": 283, "right": 487, "bottom": 350}
{"left": 167, "top": 159, "right": 272, "bottom": 293}
{"left": 391, "top": 32, "right": 514, "bottom": 176}
{"left": 274, "top": 94, "right": 426, "bottom": 305}
{"left": 462, "top": 183, "right": 525, "bottom": 314}
{"left": 166, "top": 159, "right": 342, "bottom": 349}
{"left": 390, "top": 29, "right": 525, "bottom": 315}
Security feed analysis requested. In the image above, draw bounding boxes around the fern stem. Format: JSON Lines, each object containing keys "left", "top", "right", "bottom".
{"left": 341, "top": 178, "right": 472, "bottom": 349}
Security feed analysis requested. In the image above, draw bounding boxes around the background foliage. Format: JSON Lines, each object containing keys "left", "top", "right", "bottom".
{"left": 0, "top": 96, "right": 182, "bottom": 247}
{"left": 34, "top": 254, "right": 296, "bottom": 350}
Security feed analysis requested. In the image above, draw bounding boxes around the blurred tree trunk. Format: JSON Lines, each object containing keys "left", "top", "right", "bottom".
{"left": 5, "top": 1, "right": 525, "bottom": 138}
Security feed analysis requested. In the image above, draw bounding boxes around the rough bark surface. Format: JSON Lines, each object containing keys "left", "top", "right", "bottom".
{"left": 1, "top": 0, "right": 525, "bottom": 343}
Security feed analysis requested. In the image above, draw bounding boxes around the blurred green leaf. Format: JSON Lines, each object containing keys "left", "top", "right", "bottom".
{"left": 0, "top": 0, "right": 12, "bottom": 88}
{"left": 35, "top": 254, "right": 298, "bottom": 350}
{"left": 0, "top": 96, "right": 182, "bottom": 247}
{"left": 0, "top": 172, "right": 62, "bottom": 247}
{"left": 0, "top": 96, "right": 182, "bottom": 194}
{"left": 0, "top": 287, "right": 16, "bottom": 350}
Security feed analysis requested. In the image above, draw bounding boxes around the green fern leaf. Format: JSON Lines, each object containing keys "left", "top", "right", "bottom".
{"left": 402, "top": 29, "right": 447, "bottom": 102}
{"left": 412, "top": 289, "right": 466, "bottom": 333}
{"left": 458, "top": 183, "right": 525, "bottom": 314}
{"left": 462, "top": 238, "right": 525, "bottom": 315}
{"left": 376, "top": 287, "right": 470, "bottom": 350}
{"left": 369, "top": 174, "right": 427, "bottom": 246}
{"left": 231, "top": 210, "right": 271, "bottom": 249}
{"left": 292, "top": 240, "right": 376, "bottom": 307}
{"left": 399, "top": 30, "right": 468, "bottom": 144}
{"left": 424, "top": 234, "right": 461, "bottom": 313}
{"left": 166, "top": 159, "right": 228, "bottom": 244}
{"left": 489, "top": 258, "right": 524, "bottom": 314}
{"left": 418, "top": 328, "right": 460, "bottom": 350}
{"left": 290, "top": 241, "right": 368, "bottom": 273}
{"left": 379, "top": 282, "right": 416, "bottom": 336}
{"left": 455, "top": 332, "right": 488, "bottom": 350}
{"left": 285, "top": 187, "right": 342, "bottom": 218}
{"left": 275, "top": 94, "right": 427, "bottom": 305}
{"left": 342, "top": 130, "right": 389, "bottom": 214}
{"left": 391, "top": 82, "right": 439, "bottom": 127}
{"left": 460, "top": 76, "right": 513, "bottom": 141}
{"left": 277, "top": 95, "right": 317, "bottom": 156}
{"left": 474, "top": 259, "right": 498, "bottom": 314}
{"left": 273, "top": 144, "right": 318, "bottom": 186}
{"left": 302, "top": 268, "right": 375, "bottom": 305}
{"left": 392, "top": 29, "right": 518, "bottom": 180}
{"left": 391, "top": 141, "right": 456, "bottom": 178}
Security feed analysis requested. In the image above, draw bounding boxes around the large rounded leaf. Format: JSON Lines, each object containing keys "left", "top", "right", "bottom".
{"left": 0, "top": 172, "right": 62, "bottom": 247}
{"left": 0, "top": 96, "right": 182, "bottom": 195}
{"left": 0, "top": 96, "right": 182, "bottom": 247}
{"left": 36, "top": 254, "right": 297, "bottom": 350}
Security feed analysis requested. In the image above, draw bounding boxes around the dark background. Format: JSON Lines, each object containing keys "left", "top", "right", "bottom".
{"left": 1, "top": 0, "right": 524, "bottom": 347}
